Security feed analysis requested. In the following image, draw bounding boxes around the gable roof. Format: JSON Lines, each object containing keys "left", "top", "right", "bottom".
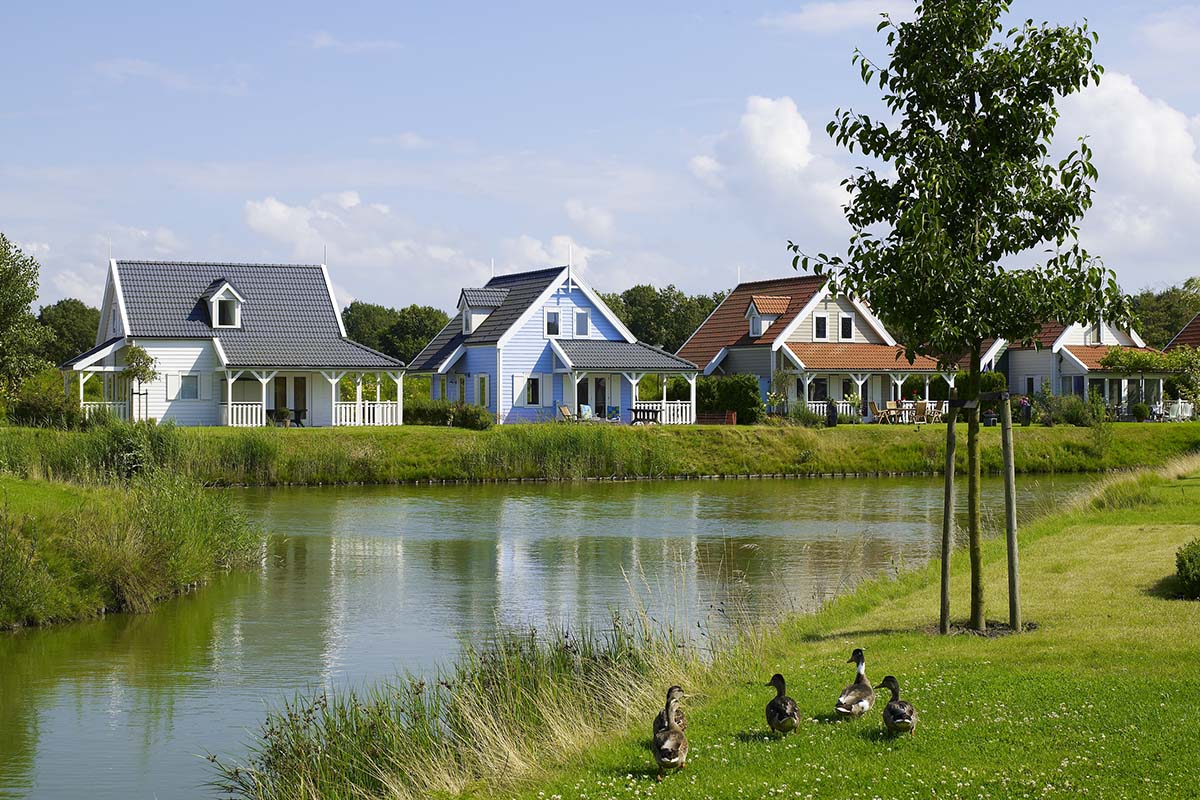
{"left": 553, "top": 339, "right": 696, "bottom": 372}
{"left": 109, "top": 260, "right": 402, "bottom": 369}
{"left": 1060, "top": 345, "right": 1161, "bottom": 371}
{"left": 199, "top": 277, "right": 244, "bottom": 303}
{"left": 460, "top": 287, "right": 510, "bottom": 308}
{"left": 749, "top": 295, "right": 791, "bottom": 315}
{"left": 1166, "top": 311, "right": 1200, "bottom": 351}
{"left": 677, "top": 275, "right": 826, "bottom": 366}
{"left": 408, "top": 266, "right": 566, "bottom": 371}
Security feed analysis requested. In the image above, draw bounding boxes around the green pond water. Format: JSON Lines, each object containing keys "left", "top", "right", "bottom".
{"left": 0, "top": 474, "right": 1093, "bottom": 799}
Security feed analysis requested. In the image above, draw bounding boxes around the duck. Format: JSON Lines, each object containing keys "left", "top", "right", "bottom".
{"left": 879, "top": 675, "right": 918, "bottom": 735}
{"left": 764, "top": 673, "right": 801, "bottom": 734}
{"left": 652, "top": 691, "right": 688, "bottom": 781}
{"left": 834, "top": 648, "right": 875, "bottom": 718}
{"left": 653, "top": 685, "right": 687, "bottom": 736}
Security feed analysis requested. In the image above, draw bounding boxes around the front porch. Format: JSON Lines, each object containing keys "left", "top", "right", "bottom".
{"left": 218, "top": 369, "right": 405, "bottom": 427}
{"left": 783, "top": 369, "right": 956, "bottom": 421}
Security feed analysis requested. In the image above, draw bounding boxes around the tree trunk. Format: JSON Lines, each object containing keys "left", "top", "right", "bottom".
{"left": 939, "top": 387, "right": 958, "bottom": 635}
{"left": 968, "top": 349, "right": 985, "bottom": 632}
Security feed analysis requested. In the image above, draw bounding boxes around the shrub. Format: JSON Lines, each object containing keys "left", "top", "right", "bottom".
{"left": 1132, "top": 402, "right": 1150, "bottom": 422}
{"left": 405, "top": 398, "right": 455, "bottom": 426}
{"left": 788, "top": 405, "right": 825, "bottom": 428}
{"left": 451, "top": 403, "right": 494, "bottom": 430}
{"left": 7, "top": 375, "right": 83, "bottom": 429}
{"left": 1177, "top": 539, "right": 1200, "bottom": 599}
{"left": 696, "top": 375, "right": 763, "bottom": 425}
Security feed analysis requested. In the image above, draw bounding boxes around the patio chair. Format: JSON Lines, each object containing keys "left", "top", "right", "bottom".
{"left": 558, "top": 404, "right": 578, "bottom": 423}
{"left": 926, "top": 401, "right": 944, "bottom": 423}
{"left": 913, "top": 400, "right": 929, "bottom": 426}
{"left": 869, "top": 401, "right": 891, "bottom": 424}
{"left": 886, "top": 400, "right": 903, "bottom": 424}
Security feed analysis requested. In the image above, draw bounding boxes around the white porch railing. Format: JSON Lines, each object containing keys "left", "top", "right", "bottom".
{"left": 632, "top": 400, "right": 693, "bottom": 425}
{"left": 805, "top": 400, "right": 859, "bottom": 417}
{"left": 221, "top": 402, "right": 265, "bottom": 427}
{"left": 333, "top": 401, "right": 402, "bottom": 426}
{"left": 81, "top": 401, "right": 129, "bottom": 421}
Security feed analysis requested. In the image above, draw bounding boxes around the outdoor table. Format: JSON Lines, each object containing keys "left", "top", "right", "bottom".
{"left": 630, "top": 406, "right": 661, "bottom": 425}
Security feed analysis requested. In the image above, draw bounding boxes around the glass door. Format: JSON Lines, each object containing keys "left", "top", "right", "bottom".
{"left": 293, "top": 377, "right": 307, "bottom": 426}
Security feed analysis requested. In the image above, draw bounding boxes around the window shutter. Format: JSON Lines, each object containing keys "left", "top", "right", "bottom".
{"left": 542, "top": 374, "right": 554, "bottom": 406}
{"left": 200, "top": 373, "right": 212, "bottom": 401}
{"left": 165, "top": 373, "right": 179, "bottom": 400}
{"left": 512, "top": 374, "right": 526, "bottom": 407}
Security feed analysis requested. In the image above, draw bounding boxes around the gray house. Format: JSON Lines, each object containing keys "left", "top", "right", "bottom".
{"left": 62, "top": 259, "right": 404, "bottom": 426}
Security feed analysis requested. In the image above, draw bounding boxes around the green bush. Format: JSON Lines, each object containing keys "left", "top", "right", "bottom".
{"left": 1132, "top": 402, "right": 1151, "bottom": 422}
{"left": 696, "top": 374, "right": 763, "bottom": 425}
{"left": 405, "top": 398, "right": 455, "bottom": 426}
{"left": 1177, "top": 539, "right": 1200, "bottom": 599}
{"left": 451, "top": 403, "right": 494, "bottom": 430}
{"left": 7, "top": 379, "right": 83, "bottom": 429}
{"left": 788, "top": 405, "right": 825, "bottom": 428}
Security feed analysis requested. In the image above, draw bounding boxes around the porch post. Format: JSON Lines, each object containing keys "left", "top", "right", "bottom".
{"left": 224, "top": 370, "right": 233, "bottom": 425}
{"left": 355, "top": 374, "right": 363, "bottom": 426}
{"left": 391, "top": 372, "right": 404, "bottom": 425}
{"left": 376, "top": 373, "right": 381, "bottom": 403}
{"left": 252, "top": 370, "right": 277, "bottom": 427}
{"left": 688, "top": 373, "right": 697, "bottom": 424}
{"left": 79, "top": 371, "right": 86, "bottom": 405}
{"left": 332, "top": 374, "right": 339, "bottom": 425}
{"left": 661, "top": 375, "right": 667, "bottom": 413}
{"left": 924, "top": 375, "right": 931, "bottom": 400}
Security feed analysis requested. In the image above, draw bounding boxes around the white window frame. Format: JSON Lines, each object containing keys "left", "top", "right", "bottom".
{"left": 179, "top": 374, "right": 200, "bottom": 400}
{"left": 526, "top": 375, "right": 541, "bottom": 406}
{"left": 574, "top": 308, "right": 590, "bottom": 338}
{"left": 839, "top": 312, "right": 855, "bottom": 342}
{"left": 438, "top": 375, "right": 447, "bottom": 400}
{"left": 544, "top": 308, "right": 561, "bottom": 337}
{"left": 462, "top": 312, "right": 471, "bottom": 335}
{"left": 750, "top": 315, "right": 763, "bottom": 338}
{"left": 456, "top": 375, "right": 466, "bottom": 403}
{"left": 813, "top": 313, "right": 829, "bottom": 341}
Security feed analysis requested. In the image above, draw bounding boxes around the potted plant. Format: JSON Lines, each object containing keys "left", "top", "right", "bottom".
{"left": 1132, "top": 402, "right": 1150, "bottom": 423}
{"left": 274, "top": 407, "right": 293, "bottom": 427}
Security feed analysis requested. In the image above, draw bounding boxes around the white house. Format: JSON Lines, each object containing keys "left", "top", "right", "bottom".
{"left": 407, "top": 265, "right": 699, "bottom": 424}
{"left": 61, "top": 260, "right": 405, "bottom": 427}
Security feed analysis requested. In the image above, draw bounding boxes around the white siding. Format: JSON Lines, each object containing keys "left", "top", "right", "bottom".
{"left": 135, "top": 339, "right": 221, "bottom": 425}
{"left": 786, "top": 297, "right": 884, "bottom": 345}
{"left": 1007, "top": 349, "right": 1055, "bottom": 396}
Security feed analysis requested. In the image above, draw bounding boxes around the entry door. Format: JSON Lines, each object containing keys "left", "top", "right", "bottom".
{"left": 577, "top": 378, "right": 589, "bottom": 416}
{"left": 594, "top": 377, "right": 607, "bottom": 415}
{"left": 294, "top": 377, "right": 307, "bottom": 423}
{"left": 274, "top": 377, "right": 288, "bottom": 410}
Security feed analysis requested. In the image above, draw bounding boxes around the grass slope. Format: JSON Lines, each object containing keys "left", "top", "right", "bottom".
{"left": 505, "top": 461, "right": 1200, "bottom": 800}
{"left": 4, "top": 422, "right": 1198, "bottom": 485}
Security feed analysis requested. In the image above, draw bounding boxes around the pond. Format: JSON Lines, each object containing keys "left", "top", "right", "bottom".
{"left": 0, "top": 474, "right": 1092, "bottom": 799}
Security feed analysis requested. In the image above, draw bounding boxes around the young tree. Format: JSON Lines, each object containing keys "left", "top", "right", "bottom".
{"left": 0, "top": 234, "right": 51, "bottom": 400}
{"left": 342, "top": 301, "right": 403, "bottom": 353}
{"left": 1131, "top": 283, "right": 1200, "bottom": 350}
{"left": 792, "top": 1, "right": 1134, "bottom": 631}
{"left": 38, "top": 298, "right": 101, "bottom": 365}
{"left": 600, "top": 284, "right": 726, "bottom": 353}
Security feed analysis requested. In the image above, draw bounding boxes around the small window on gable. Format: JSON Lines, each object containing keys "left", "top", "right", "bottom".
{"left": 575, "top": 308, "right": 590, "bottom": 337}
{"left": 813, "top": 314, "right": 828, "bottom": 341}
{"left": 545, "top": 310, "right": 560, "bottom": 337}
{"left": 840, "top": 314, "right": 854, "bottom": 341}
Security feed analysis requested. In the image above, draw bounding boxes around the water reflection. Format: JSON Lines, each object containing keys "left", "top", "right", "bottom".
{"left": 0, "top": 475, "right": 1089, "bottom": 799}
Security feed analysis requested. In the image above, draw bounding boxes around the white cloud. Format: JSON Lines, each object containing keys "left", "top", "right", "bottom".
{"left": 759, "top": 0, "right": 912, "bottom": 34}
{"left": 564, "top": 199, "right": 615, "bottom": 239}
{"left": 369, "top": 132, "right": 432, "bottom": 149}
{"left": 1137, "top": 6, "right": 1200, "bottom": 53}
{"left": 688, "top": 155, "right": 724, "bottom": 189}
{"left": 307, "top": 31, "right": 401, "bottom": 53}
{"left": 25, "top": 225, "right": 186, "bottom": 306}
{"left": 502, "top": 233, "right": 605, "bottom": 272}
{"left": 1057, "top": 71, "right": 1200, "bottom": 285}
{"left": 93, "top": 58, "right": 249, "bottom": 95}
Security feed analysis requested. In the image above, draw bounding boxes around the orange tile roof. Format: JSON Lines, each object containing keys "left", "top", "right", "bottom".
{"left": 1166, "top": 312, "right": 1200, "bottom": 351}
{"left": 785, "top": 342, "right": 941, "bottom": 372}
{"left": 749, "top": 295, "right": 791, "bottom": 315}
{"left": 1007, "top": 321, "right": 1067, "bottom": 350}
{"left": 1061, "top": 345, "right": 1161, "bottom": 370}
{"left": 677, "top": 275, "right": 825, "bottom": 366}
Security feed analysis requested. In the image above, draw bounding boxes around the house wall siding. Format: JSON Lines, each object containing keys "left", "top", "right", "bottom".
{"left": 136, "top": 339, "right": 221, "bottom": 425}
{"left": 786, "top": 297, "right": 885, "bottom": 345}
{"left": 1008, "top": 349, "right": 1056, "bottom": 395}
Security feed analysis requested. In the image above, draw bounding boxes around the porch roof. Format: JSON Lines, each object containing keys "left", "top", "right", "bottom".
{"left": 784, "top": 342, "right": 941, "bottom": 372}
{"left": 217, "top": 336, "right": 401, "bottom": 370}
{"left": 60, "top": 336, "right": 124, "bottom": 369}
{"left": 1061, "top": 345, "right": 1161, "bottom": 372}
{"left": 554, "top": 339, "right": 697, "bottom": 372}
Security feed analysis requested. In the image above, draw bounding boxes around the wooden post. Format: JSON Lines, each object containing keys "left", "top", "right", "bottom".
{"left": 940, "top": 388, "right": 958, "bottom": 635}
{"left": 1000, "top": 391, "right": 1021, "bottom": 632}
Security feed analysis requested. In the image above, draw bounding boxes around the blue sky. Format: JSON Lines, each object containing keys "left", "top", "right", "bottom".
{"left": 4, "top": 1, "right": 1199, "bottom": 311}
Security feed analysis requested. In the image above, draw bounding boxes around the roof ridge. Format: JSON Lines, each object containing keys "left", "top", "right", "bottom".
{"left": 116, "top": 260, "right": 323, "bottom": 268}
{"left": 485, "top": 265, "right": 566, "bottom": 285}
{"left": 735, "top": 275, "right": 825, "bottom": 289}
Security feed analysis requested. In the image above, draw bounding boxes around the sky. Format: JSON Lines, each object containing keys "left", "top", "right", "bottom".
{"left": 3, "top": 1, "right": 1200, "bottom": 312}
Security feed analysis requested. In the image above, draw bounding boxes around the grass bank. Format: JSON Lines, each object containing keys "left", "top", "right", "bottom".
{"left": 0, "top": 474, "right": 260, "bottom": 629}
{"left": 214, "top": 456, "right": 1200, "bottom": 799}
{"left": 3, "top": 422, "right": 1198, "bottom": 485}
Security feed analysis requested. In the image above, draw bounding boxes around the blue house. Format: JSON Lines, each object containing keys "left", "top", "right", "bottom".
{"left": 408, "top": 266, "right": 698, "bottom": 424}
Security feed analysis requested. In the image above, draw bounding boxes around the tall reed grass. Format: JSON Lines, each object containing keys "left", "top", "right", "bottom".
{"left": 0, "top": 473, "right": 260, "bottom": 628}
{"left": 457, "top": 424, "right": 684, "bottom": 480}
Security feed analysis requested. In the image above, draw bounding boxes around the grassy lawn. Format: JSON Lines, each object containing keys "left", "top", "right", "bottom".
{"left": 500, "top": 460, "right": 1200, "bottom": 800}
{"left": 4, "top": 420, "right": 1198, "bottom": 484}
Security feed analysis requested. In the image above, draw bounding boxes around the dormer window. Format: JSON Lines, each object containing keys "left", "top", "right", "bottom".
{"left": 746, "top": 295, "right": 788, "bottom": 339}
{"left": 203, "top": 279, "right": 245, "bottom": 330}
{"left": 459, "top": 287, "right": 508, "bottom": 336}
{"left": 750, "top": 314, "right": 777, "bottom": 338}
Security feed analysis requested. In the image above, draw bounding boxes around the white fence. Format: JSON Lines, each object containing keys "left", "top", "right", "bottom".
{"left": 804, "top": 399, "right": 949, "bottom": 422}
{"left": 805, "top": 399, "right": 860, "bottom": 418}
{"left": 333, "top": 401, "right": 402, "bottom": 426}
{"left": 81, "top": 401, "right": 129, "bottom": 421}
{"left": 631, "top": 400, "right": 693, "bottom": 425}
{"left": 221, "top": 402, "right": 265, "bottom": 427}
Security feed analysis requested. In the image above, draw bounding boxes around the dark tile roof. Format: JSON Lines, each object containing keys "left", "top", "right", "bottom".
{"left": 677, "top": 275, "right": 825, "bottom": 367}
{"left": 112, "top": 260, "right": 402, "bottom": 369}
{"left": 408, "top": 266, "right": 566, "bottom": 371}
{"left": 60, "top": 336, "right": 123, "bottom": 368}
{"left": 199, "top": 277, "right": 243, "bottom": 303}
{"left": 556, "top": 340, "right": 696, "bottom": 372}
{"left": 460, "top": 287, "right": 510, "bottom": 307}
{"left": 1166, "top": 312, "right": 1200, "bottom": 351}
